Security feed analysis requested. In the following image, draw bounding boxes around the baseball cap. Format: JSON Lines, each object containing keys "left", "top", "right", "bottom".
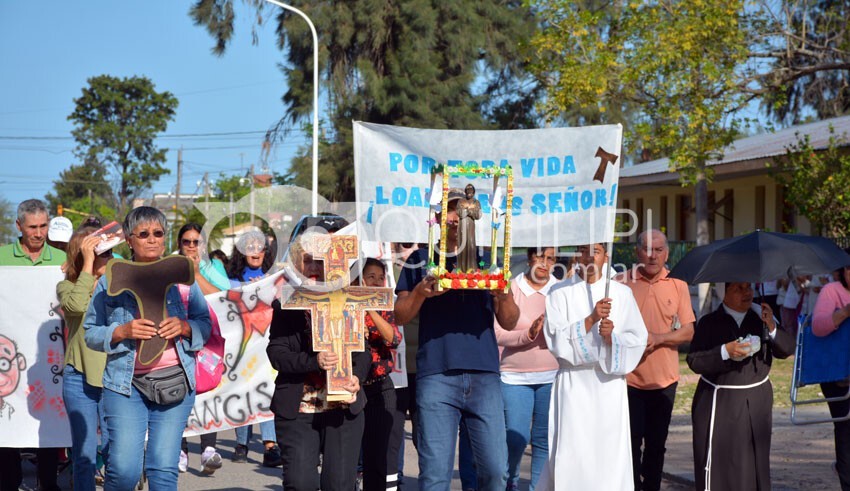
{"left": 48, "top": 216, "right": 73, "bottom": 243}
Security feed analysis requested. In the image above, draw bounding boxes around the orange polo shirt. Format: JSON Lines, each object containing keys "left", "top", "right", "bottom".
{"left": 620, "top": 268, "right": 695, "bottom": 390}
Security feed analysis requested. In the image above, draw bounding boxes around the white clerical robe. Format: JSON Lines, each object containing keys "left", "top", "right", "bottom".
{"left": 537, "top": 278, "right": 648, "bottom": 491}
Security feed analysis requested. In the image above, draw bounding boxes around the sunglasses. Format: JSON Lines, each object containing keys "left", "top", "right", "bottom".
{"left": 132, "top": 230, "right": 165, "bottom": 239}
{"left": 97, "top": 250, "right": 113, "bottom": 259}
{"left": 181, "top": 239, "right": 200, "bottom": 247}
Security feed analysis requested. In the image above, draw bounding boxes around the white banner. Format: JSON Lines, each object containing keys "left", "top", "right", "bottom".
{"left": 353, "top": 122, "right": 623, "bottom": 247}
{"left": 0, "top": 266, "right": 70, "bottom": 448}
{"left": 185, "top": 272, "right": 282, "bottom": 437}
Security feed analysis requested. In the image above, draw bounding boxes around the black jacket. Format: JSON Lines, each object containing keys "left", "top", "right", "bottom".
{"left": 266, "top": 300, "right": 370, "bottom": 419}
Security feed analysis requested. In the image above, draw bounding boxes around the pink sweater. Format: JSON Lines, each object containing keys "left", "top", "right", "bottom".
{"left": 494, "top": 275, "right": 559, "bottom": 373}
{"left": 812, "top": 281, "right": 850, "bottom": 336}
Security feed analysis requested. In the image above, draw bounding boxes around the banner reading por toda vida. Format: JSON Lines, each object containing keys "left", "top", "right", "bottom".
{"left": 353, "top": 122, "right": 623, "bottom": 246}
{"left": 0, "top": 267, "right": 70, "bottom": 448}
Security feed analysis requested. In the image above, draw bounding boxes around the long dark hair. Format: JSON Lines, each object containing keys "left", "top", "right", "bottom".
{"left": 837, "top": 247, "right": 850, "bottom": 289}
{"left": 227, "top": 231, "right": 274, "bottom": 281}
{"left": 177, "top": 223, "right": 202, "bottom": 245}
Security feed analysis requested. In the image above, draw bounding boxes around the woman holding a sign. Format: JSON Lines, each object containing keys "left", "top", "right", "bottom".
{"left": 84, "top": 206, "right": 211, "bottom": 491}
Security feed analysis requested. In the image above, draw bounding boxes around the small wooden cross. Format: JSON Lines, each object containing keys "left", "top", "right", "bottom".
{"left": 106, "top": 256, "right": 194, "bottom": 366}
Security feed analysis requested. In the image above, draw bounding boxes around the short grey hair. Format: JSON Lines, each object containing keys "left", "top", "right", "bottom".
{"left": 123, "top": 206, "right": 167, "bottom": 237}
{"left": 17, "top": 199, "right": 48, "bottom": 224}
{"left": 236, "top": 229, "right": 268, "bottom": 252}
{"left": 636, "top": 229, "right": 668, "bottom": 249}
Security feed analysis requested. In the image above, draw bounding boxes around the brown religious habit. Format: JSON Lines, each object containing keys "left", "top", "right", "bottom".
{"left": 687, "top": 306, "right": 795, "bottom": 491}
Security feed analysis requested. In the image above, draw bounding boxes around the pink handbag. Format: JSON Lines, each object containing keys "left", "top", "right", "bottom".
{"left": 178, "top": 284, "right": 225, "bottom": 394}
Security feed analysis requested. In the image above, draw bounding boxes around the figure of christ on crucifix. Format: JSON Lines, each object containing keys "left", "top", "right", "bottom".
{"left": 280, "top": 234, "right": 393, "bottom": 401}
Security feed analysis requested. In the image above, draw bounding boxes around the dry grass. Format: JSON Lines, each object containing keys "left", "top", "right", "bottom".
{"left": 672, "top": 354, "right": 822, "bottom": 415}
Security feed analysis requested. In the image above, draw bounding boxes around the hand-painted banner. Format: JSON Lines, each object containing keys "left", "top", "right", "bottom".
{"left": 353, "top": 122, "right": 623, "bottom": 246}
{"left": 184, "top": 271, "right": 283, "bottom": 437}
{"left": 0, "top": 267, "right": 70, "bottom": 448}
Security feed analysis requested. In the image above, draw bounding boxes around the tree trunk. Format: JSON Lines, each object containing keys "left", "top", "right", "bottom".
{"left": 695, "top": 164, "right": 712, "bottom": 317}
{"left": 694, "top": 166, "right": 709, "bottom": 247}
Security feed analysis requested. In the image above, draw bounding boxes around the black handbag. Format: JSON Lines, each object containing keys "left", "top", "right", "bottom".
{"left": 132, "top": 365, "right": 189, "bottom": 405}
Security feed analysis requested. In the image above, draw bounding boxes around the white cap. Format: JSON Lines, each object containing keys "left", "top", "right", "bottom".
{"left": 48, "top": 216, "right": 73, "bottom": 243}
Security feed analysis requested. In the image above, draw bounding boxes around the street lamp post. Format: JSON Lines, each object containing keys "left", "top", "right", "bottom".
{"left": 263, "top": 0, "right": 320, "bottom": 216}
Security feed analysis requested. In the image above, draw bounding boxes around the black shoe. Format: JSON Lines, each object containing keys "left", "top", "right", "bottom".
{"left": 263, "top": 445, "right": 282, "bottom": 467}
{"left": 232, "top": 444, "right": 248, "bottom": 463}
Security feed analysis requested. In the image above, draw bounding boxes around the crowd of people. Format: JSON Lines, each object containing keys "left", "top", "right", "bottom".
{"left": 4, "top": 194, "right": 850, "bottom": 491}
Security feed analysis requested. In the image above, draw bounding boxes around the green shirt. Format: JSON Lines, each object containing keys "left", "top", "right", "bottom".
{"left": 57, "top": 272, "right": 106, "bottom": 387}
{"left": 0, "top": 240, "right": 66, "bottom": 266}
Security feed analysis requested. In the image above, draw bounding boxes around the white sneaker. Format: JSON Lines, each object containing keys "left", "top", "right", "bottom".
{"left": 178, "top": 450, "right": 189, "bottom": 473}
{"left": 201, "top": 446, "right": 223, "bottom": 475}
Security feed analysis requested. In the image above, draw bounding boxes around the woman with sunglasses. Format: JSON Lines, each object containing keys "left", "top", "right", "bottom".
{"left": 227, "top": 229, "right": 275, "bottom": 288}
{"left": 175, "top": 223, "right": 229, "bottom": 474}
{"left": 58, "top": 226, "right": 113, "bottom": 490}
{"left": 176, "top": 223, "right": 230, "bottom": 295}
{"left": 84, "top": 206, "right": 211, "bottom": 490}
{"left": 226, "top": 229, "right": 282, "bottom": 466}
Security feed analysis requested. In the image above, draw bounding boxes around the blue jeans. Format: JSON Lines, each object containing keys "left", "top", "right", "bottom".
{"left": 63, "top": 365, "right": 108, "bottom": 491}
{"left": 102, "top": 384, "right": 195, "bottom": 491}
{"left": 235, "top": 420, "right": 276, "bottom": 446}
{"left": 501, "top": 382, "right": 551, "bottom": 491}
{"left": 416, "top": 371, "right": 507, "bottom": 491}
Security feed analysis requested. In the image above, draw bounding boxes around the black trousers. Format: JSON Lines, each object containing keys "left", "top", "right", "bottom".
{"left": 0, "top": 447, "right": 60, "bottom": 491}
{"left": 362, "top": 377, "right": 405, "bottom": 491}
{"left": 823, "top": 381, "right": 850, "bottom": 491}
{"left": 181, "top": 432, "right": 217, "bottom": 453}
{"left": 628, "top": 382, "right": 677, "bottom": 491}
{"left": 276, "top": 409, "right": 365, "bottom": 491}
{"left": 396, "top": 374, "right": 417, "bottom": 449}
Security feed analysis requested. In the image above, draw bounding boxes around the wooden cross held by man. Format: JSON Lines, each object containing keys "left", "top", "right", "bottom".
{"left": 281, "top": 234, "right": 394, "bottom": 401}
{"left": 105, "top": 255, "right": 195, "bottom": 365}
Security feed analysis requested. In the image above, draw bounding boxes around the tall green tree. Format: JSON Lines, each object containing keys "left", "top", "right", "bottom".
{"left": 68, "top": 75, "right": 179, "bottom": 214}
{"left": 44, "top": 160, "right": 117, "bottom": 228}
{"left": 529, "top": 0, "right": 749, "bottom": 246}
{"left": 190, "top": 0, "right": 539, "bottom": 201}
{"left": 0, "top": 196, "right": 16, "bottom": 245}
{"left": 769, "top": 125, "right": 850, "bottom": 237}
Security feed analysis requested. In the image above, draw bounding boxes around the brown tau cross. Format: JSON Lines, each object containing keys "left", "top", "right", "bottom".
{"left": 106, "top": 256, "right": 195, "bottom": 366}
{"left": 281, "top": 235, "right": 394, "bottom": 401}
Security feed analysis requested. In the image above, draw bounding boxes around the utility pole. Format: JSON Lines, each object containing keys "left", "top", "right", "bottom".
{"left": 249, "top": 164, "right": 255, "bottom": 226}
{"left": 88, "top": 189, "right": 93, "bottom": 215}
{"left": 202, "top": 172, "right": 210, "bottom": 215}
{"left": 176, "top": 147, "right": 183, "bottom": 222}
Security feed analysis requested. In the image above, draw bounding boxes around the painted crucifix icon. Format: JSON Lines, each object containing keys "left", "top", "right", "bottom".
{"left": 281, "top": 234, "right": 394, "bottom": 401}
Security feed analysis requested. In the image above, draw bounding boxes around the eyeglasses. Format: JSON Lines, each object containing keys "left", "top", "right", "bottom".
{"left": 181, "top": 239, "right": 200, "bottom": 247}
{"left": 245, "top": 244, "right": 265, "bottom": 253}
{"left": 0, "top": 354, "right": 23, "bottom": 373}
{"left": 97, "top": 250, "right": 113, "bottom": 259}
{"left": 132, "top": 230, "right": 165, "bottom": 239}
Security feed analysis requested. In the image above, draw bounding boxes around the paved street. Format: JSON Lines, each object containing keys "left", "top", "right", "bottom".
{"left": 22, "top": 406, "right": 844, "bottom": 490}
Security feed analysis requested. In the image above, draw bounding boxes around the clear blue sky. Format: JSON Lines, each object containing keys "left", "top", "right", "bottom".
{"left": 0, "top": 1, "right": 308, "bottom": 210}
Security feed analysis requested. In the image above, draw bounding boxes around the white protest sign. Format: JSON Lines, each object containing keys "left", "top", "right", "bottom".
{"left": 353, "top": 122, "right": 623, "bottom": 247}
{"left": 0, "top": 266, "right": 70, "bottom": 447}
{"left": 184, "top": 272, "right": 282, "bottom": 437}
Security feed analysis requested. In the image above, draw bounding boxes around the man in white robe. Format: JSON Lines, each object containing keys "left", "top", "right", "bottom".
{"left": 538, "top": 243, "right": 648, "bottom": 490}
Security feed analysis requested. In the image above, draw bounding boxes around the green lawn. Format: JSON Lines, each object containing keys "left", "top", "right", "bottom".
{"left": 672, "top": 354, "right": 822, "bottom": 415}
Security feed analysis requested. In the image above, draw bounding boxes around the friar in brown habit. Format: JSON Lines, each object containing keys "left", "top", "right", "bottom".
{"left": 687, "top": 282, "right": 795, "bottom": 491}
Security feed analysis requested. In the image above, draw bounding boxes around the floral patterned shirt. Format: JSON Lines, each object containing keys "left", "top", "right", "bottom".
{"left": 364, "top": 310, "right": 402, "bottom": 385}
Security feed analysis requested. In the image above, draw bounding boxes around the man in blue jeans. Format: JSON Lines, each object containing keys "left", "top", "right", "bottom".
{"left": 395, "top": 190, "right": 519, "bottom": 490}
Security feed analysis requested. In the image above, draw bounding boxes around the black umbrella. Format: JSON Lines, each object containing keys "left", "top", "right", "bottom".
{"left": 668, "top": 231, "right": 850, "bottom": 284}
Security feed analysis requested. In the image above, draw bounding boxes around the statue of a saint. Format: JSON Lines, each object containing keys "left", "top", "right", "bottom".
{"left": 456, "top": 184, "right": 482, "bottom": 272}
